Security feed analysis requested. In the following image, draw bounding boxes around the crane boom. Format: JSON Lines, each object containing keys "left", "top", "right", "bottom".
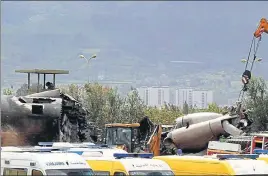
{"left": 254, "top": 18, "right": 268, "bottom": 38}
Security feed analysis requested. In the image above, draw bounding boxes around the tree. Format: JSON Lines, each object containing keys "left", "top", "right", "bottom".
{"left": 207, "top": 103, "right": 224, "bottom": 113}
{"left": 245, "top": 77, "right": 268, "bottom": 131}
{"left": 3, "top": 88, "right": 13, "bottom": 95}
{"left": 183, "top": 101, "right": 189, "bottom": 115}
{"left": 122, "top": 89, "right": 145, "bottom": 123}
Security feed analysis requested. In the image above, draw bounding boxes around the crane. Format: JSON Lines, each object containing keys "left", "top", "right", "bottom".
{"left": 238, "top": 18, "right": 267, "bottom": 110}
{"left": 254, "top": 18, "right": 268, "bottom": 38}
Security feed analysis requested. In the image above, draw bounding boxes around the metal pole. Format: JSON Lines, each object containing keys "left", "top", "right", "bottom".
{"left": 53, "top": 74, "right": 56, "bottom": 87}
{"left": 43, "top": 74, "right": 46, "bottom": 90}
{"left": 37, "top": 73, "right": 40, "bottom": 93}
{"left": 27, "top": 73, "right": 30, "bottom": 89}
{"left": 87, "top": 60, "right": 90, "bottom": 84}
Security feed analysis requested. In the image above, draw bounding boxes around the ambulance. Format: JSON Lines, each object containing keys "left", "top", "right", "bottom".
{"left": 154, "top": 154, "right": 268, "bottom": 175}
{"left": 38, "top": 142, "right": 127, "bottom": 157}
{"left": 1, "top": 148, "right": 95, "bottom": 175}
{"left": 81, "top": 152, "right": 174, "bottom": 176}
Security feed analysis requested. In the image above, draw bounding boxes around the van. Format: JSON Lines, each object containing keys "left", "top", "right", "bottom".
{"left": 154, "top": 154, "right": 268, "bottom": 175}
{"left": 1, "top": 151, "right": 94, "bottom": 175}
{"left": 84, "top": 153, "right": 174, "bottom": 176}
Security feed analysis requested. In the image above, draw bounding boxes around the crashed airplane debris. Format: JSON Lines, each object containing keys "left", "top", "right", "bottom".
{"left": 161, "top": 110, "right": 252, "bottom": 155}
{"left": 1, "top": 89, "right": 98, "bottom": 145}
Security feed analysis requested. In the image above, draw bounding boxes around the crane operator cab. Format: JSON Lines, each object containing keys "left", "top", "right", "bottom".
{"left": 104, "top": 123, "right": 140, "bottom": 153}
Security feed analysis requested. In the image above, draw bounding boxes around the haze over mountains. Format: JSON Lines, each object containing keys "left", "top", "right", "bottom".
{"left": 1, "top": 1, "right": 268, "bottom": 103}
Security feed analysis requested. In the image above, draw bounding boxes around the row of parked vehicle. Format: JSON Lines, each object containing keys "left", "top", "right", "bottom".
{"left": 2, "top": 142, "right": 268, "bottom": 175}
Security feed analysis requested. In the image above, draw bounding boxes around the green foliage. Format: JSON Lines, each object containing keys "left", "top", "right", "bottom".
{"left": 245, "top": 77, "right": 268, "bottom": 131}
{"left": 3, "top": 88, "right": 13, "bottom": 95}
{"left": 60, "top": 83, "right": 146, "bottom": 129}
{"left": 144, "top": 104, "right": 183, "bottom": 124}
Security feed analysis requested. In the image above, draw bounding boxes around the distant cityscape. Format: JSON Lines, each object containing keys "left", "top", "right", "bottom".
{"left": 136, "top": 87, "right": 214, "bottom": 109}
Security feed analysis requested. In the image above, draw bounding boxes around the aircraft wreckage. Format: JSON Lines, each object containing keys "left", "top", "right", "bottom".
{"left": 1, "top": 69, "right": 98, "bottom": 145}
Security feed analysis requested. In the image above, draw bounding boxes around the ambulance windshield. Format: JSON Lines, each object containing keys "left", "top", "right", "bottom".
{"left": 129, "top": 170, "right": 174, "bottom": 176}
{"left": 46, "top": 169, "right": 94, "bottom": 176}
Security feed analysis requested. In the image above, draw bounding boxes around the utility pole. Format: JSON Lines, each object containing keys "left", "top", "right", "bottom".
{"left": 79, "top": 54, "right": 97, "bottom": 84}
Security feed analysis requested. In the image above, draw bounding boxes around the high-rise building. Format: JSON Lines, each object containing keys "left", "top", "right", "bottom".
{"left": 136, "top": 86, "right": 174, "bottom": 107}
{"left": 175, "top": 88, "right": 213, "bottom": 109}
{"left": 137, "top": 87, "right": 213, "bottom": 109}
{"left": 175, "top": 88, "right": 193, "bottom": 108}
{"left": 192, "top": 90, "right": 213, "bottom": 109}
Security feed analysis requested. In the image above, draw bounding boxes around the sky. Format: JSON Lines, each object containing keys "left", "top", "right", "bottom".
{"left": 1, "top": 1, "right": 268, "bottom": 89}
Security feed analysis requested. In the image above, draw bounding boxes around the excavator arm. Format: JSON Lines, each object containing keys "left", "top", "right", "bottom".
{"left": 254, "top": 18, "right": 268, "bottom": 38}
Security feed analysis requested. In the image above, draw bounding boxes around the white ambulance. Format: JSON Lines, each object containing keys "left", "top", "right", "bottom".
{"left": 1, "top": 149, "right": 94, "bottom": 176}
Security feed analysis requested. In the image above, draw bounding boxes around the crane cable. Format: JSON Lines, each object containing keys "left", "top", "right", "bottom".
{"left": 236, "top": 31, "right": 262, "bottom": 113}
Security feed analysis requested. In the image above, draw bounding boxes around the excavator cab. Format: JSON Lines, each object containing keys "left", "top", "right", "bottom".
{"left": 104, "top": 123, "right": 140, "bottom": 153}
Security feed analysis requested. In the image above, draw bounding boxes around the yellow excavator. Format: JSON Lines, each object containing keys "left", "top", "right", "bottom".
{"left": 103, "top": 116, "right": 164, "bottom": 156}
{"left": 104, "top": 123, "right": 141, "bottom": 153}
{"left": 104, "top": 122, "right": 163, "bottom": 156}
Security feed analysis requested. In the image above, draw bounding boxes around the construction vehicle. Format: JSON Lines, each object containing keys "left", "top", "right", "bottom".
{"left": 104, "top": 123, "right": 141, "bottom": 153}
{"left": 103, "top": 116, "right": 156, "bottom": 153}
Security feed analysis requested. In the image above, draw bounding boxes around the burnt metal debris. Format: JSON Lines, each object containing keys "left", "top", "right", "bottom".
{"left": 1, "top": 89, "right": 98, "bottom": 145}
{"left": 1, "top": 69, "right": 98, "bottom": 146}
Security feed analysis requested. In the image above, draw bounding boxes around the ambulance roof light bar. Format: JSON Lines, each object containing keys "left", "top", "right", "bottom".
{"left": 216, "top": 154, "right": 259, "bottom": 160}
{"left": 113, "top": 153, "right": 154, "bottom": 159}
{"left": 38, "top": 142, "right": 54, "bottom": 147}
{"left": 38, "top": 142, "right": 97, "bottom": 148}
{"left": 253, "top": 149, "right": 268, "bottom": 154}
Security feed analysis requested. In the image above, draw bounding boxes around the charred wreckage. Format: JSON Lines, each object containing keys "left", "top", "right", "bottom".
{"left": 2, "top": 88, "right": 98, "bottom": 145}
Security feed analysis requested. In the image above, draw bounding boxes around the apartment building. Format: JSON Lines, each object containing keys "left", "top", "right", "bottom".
{"left": 137, "top": 86, "right": 173, "bottom": 107}
{"left": 192, "top": 90, "right": 213, "bottom": 109}
{"left": 175, "top": 88, "right": 193, "bottom": 108}
{"left": 137, "top": 87, "right": 214, "bottom": 109}
{"left": 175, "top": 88, "right": 213, "bottom": 109}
